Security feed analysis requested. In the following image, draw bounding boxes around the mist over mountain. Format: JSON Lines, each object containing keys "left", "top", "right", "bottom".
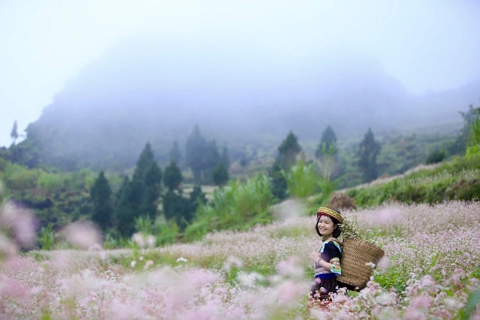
{"left": 21, "top": 35, "right": 479, "bottom": 170}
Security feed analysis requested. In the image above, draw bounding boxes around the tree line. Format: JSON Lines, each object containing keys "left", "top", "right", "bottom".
{"left": 4, "top": 108, "right": 476, "bottom": 243}
{"left": 90, "top": 123, "right": 232, "bottom": 237}
{"left": 91, "top": 142, "right": 205, "bottom": 237}
{"left": 267, "top": 125, "right": 382, "bottom": 200}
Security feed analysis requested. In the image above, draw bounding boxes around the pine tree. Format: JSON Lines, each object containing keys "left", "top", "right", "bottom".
{"left": 315, "top": 125, "right": 337, "bottom": 159}
{"left": 220, "top": 145, "right": 230, "bottom": 169}
{"left": 169, "top": 140, "right": 182, "bottom": 165}
{"left": 114, "top": 142, "right": 162, "bottom": 237}
{"left": 203, "top": 140, "right": 220, "bottom": 184}
{"left": 268, "top": 160, "right": 288, "bottom": 200}
{"left": 132, "top": 142, "right": 155, "bottom": 182}
{"left": 114, "top": 176, "right": 136, "bottom": 236}
{"left": 186, "top": 125, "right": 207, "bottom": 184}
{"left": 140, "top": 161, "right": 162, "bottom": 218}
{"left": 164, "top": 160, "right": 183, "bottom": 192}
{"left": 268, "top": 131, "right": 301, "bottom": 201}
{"left": 90, "top": 171, "right": 113, "bottom": 230}
{"left": 315, "top": 125, "right": 339, "bottom": 180}
{"left": 163, "top": 191, "right": 192, "bottom": 230}
{"left": 10, "top": 120, "right": 18, "bottom": 145}
{"left": 278, "top": 131, "right": 302, "bottom": 169}
{"left": 189, "top": 185, "right": 207, "bottom": 212}
{"left": 212, "top": 163, "right": 229, "bottom": 187}
{"left": 358, "top": 128, "right": 381, "bottom": 182}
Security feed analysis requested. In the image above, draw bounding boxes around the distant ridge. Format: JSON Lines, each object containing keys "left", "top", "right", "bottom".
{"left": 20, "top": 35, "right": 478, "bottom": 170}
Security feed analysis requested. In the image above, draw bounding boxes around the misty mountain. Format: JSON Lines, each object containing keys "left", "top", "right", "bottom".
{"left": 20, "top": 35, "right": 478, "bottom": 170}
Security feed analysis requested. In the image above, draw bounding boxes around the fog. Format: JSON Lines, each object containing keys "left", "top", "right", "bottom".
{"left": 1, "top": 0, "right": 480, "bottom": 148}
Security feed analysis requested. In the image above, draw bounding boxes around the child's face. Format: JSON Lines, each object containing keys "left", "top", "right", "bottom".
{"left": 317, "top": 215, "right": 335, "bottom": 236}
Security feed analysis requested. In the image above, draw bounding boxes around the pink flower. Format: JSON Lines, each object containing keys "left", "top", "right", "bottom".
{"left": 0, "top": 201, "right": 37, "bottom": 249}
{"left": 60, "top": 220, "right": 102, "bottom": 250}
{"left": 420, "top": 275, "right": 436, "bottom": 287}
{"left": 411, "top": 295, "right": 431, "bottom": 309}
{"left": 277, "top": 280, "right": 305, "bottom": 304}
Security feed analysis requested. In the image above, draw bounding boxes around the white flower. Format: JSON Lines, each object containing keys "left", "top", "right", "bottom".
{"left": 131, "top": 233, "right": 146, "bottom": 248}
{"left": 176, "top": 257, "right": 188, "bottom": 263}
{"left": 444, "top": 298, "right": 461, "bottom": 309}
{"left": 146, "top": 235, "right": 156, "bottom": 248}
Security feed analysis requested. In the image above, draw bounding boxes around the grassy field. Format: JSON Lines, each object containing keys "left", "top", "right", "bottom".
{"left": 344, "top": 153, "right": 480, "bottom": 208}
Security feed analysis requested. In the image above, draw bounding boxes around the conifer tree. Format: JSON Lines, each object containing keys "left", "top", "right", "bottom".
{"left": 132, "top": 142, "right": 155, "bottom": 182}
{"left": 163, "top": 191, "right": 192, "bottom": 230}
{"left": 10, "top": 120, "right": 18, "bottom": 145}
{"left": 203, "top": 140, "right": 220, "bottom": 184}
{"left": 189, "top": 185, "right": 207, "bottom": 212}
{"left": 90, "top": 171, "right": 113, "bottom": 230}
{"left": 278, "top": 131, "right": 302, "bottom": 169}
{"left": 358, "top": 128, "right": 381, "bottom": 182}
{"left": 186, "top": 125, "right": 206, "bottom": 184}
{"left": 169, "top": 140, "right": 182, "bottom": 165}
{"left": 268, "top": 160, "right": 288, "bottom": 200}
{"left": 140, "top": 161, "right": 162, "bottom": 218}
{"left": 164, "top": 160, "right": 183, "bottom": 192}
{"left": 115, "top": 142, "right": 162, "bottom": 237}
{"left": 114, "top": 176, "right": 136, "bottom": 236}
{"left": 315, "top": 125, "right": 337, "bottom": 159}
{"left": 212, "top": 163, "right": 229, "bottom": 187}
{"left": 268, "top": 131, "right": 301, "bottom": 201}
{"left": 220, "top": 145, "right": 230, "bottom": 169}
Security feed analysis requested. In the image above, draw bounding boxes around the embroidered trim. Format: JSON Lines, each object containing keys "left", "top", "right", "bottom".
{"left": 316, "top": 207, "right": 344, "bottom": 223}
{"left": 320, "top": 240, "right": 343, "bottom": 254}
{"left": 330, "top": 257, "right": 342, "bottom": 275}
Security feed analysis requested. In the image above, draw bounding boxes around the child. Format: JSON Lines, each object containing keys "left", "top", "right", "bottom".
{"left": 310, "top": 207, "right": 343, "bottom": 301}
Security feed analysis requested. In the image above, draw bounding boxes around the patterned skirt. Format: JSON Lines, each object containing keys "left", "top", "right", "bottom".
{"left": 310, "top": 275, "right": 338, "bottom": 301}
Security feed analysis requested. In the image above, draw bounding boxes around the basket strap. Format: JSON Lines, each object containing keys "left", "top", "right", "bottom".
{"left": 326, "top": 238, "right": 343, "bottom": 253}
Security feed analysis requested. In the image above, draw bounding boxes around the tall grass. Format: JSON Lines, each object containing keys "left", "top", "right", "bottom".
{"left": 317, "top": 143, "right": 336, "bottom": 203}
{"left": 184, "top": 174, "right": 274, "bottom": 241}
{"left": 466, "top": 116, "right": 480, "bottom": 157}
{"left": 38, "top": 224, "right": 55, "bottom": 250}
{"left": 282, "top": 159, "right": 319, "bottom": 198}
{"left": 135, "top": 215, "right": 154, "bottom": 235}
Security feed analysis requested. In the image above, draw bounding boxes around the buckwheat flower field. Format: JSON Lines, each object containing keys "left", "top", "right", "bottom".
{"left": 1, "top": 201, "right": 479, "bottom": 319}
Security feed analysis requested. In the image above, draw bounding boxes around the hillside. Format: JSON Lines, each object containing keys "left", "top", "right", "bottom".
{"left": 1, "top": 143, "right": 480, "bottom": 318}
{"left": 14, "top": 34, "right": 476, "bottom": 170}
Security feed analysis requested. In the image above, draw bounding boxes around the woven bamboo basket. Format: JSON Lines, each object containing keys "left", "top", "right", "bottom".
{"left": 336, "top": 238, "right": 385, "bottom": 290}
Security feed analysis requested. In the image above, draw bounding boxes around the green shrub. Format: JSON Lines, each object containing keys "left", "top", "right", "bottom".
{"left": 6, "top": 166, "right": 40, "bottom": 190}
{"left": 156, "top": 221, "right": 179, "bottom": 245}
{"left": 282, "top": 159, "right": 320, "bottom": 198}
{"left": 184, "top": 174, "right": 274, "bottom": 241}
{"left": 38, "top": 224, "right": 55, "bottom": 250}
{"left": 37, "top": 172, "right": 63, "bottom": 193}
{"left": 135, "top": 215, "right": 154, "bottom": 235}
{"left": 425, "top": 149, "right": 446, "bottom": 164}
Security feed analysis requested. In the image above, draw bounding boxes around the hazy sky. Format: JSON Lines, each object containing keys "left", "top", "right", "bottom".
{"left": 1, "top": 0, "right": 480, "bottom": 147}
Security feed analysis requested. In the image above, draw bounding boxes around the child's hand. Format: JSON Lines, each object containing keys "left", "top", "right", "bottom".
{"left": 310, "top": 251, "right": 320, "bottom": 262}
